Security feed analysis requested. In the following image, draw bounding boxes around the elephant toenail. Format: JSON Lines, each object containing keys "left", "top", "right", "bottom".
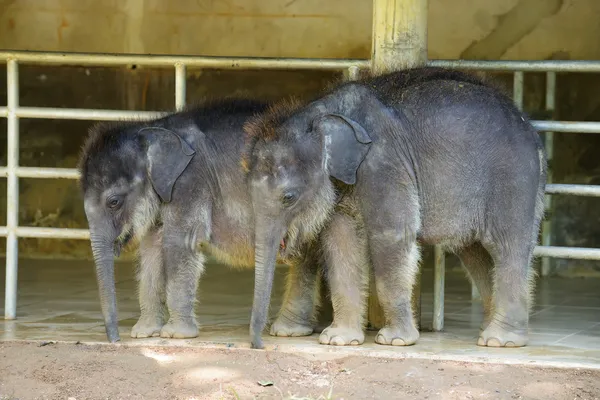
{"left": 350, "top": 340, "right": 359, "bottom": 345}
{"left": 477, "top": 337, "right": 486, "bottom": 346}
{"left": 486, "top": 338, "right": 502, "bottom": 347}
{"left": 330, "top": 336, "right": 345, "bottom": 346}
{"left": 505, "top": 341, "right": 516, "bottom": 347}
{"left": 391, "top": 338, "right": 406, "bottom": 346}
{"left": 376, "top": 334, "right": 386, "bottom": 344}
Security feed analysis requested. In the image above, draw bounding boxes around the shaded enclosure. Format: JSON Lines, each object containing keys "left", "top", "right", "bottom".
{"left": 1, "top": 64, "right": 599, "bottom": 278}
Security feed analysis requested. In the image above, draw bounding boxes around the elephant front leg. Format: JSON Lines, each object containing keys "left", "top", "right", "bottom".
{"left": 319, "top": 213, "right": 369, "bottom": 346}
{"left": 363, "top": 186, "right": 421, "bottom": 347}
{"left": 370, "top": 235, "right": 421, "bottom": 346}
{"left": 131, "top": 227, "right": 167, "bottom": 338}
{"left": 270, "top": 249, "right": 321, "bottom": 337}
{"left": 160, "top": 235, "right": 204, "bottom": 339}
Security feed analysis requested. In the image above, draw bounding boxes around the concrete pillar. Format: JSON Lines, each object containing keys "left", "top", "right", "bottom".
{"left": 367, "top": 0, "right": 429, "bottom": 331}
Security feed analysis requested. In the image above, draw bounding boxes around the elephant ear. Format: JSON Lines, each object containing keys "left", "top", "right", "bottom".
{"left": 315, "top": 114, "right": 372, "bottom": 185}
{"left": 139, "top": 127, "right": 196, "bottom": 203}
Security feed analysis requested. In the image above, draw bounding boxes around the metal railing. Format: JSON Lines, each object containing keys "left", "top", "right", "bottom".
{"left": 2, "top": 51, "right": 600, "bottom": 332}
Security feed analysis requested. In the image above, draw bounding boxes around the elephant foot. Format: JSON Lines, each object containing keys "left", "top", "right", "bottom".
{"left": 131, "top": 317, "right": 164, "bottom": 338}
{"left": 160, "top": 319, "right": 199, "bottom": 339}
{"left": 270, "top": 317, "right": 314, "bottom": 337}
{"left": 479, "top": 314, "right": 492, "bottom": 334}
{"left": 319, "top": 325, "right": 364, "bottom": 346}
{"left": 477, "top": 320, "right": 528, "bottom": 348}
{"left": 375, "top": 325, "right": 419, "bottom": 346}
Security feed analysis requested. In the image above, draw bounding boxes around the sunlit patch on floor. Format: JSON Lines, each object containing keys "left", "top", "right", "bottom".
{"left": 184, "top": 366, "right": 239, "bottom": 382}
{"left": 140, "top": 348, "right": 175, "bottom": 364}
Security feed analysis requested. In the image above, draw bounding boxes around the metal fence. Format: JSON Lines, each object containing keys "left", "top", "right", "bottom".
{"left": 2, "top": 51, "right": 600, "bottom": 332}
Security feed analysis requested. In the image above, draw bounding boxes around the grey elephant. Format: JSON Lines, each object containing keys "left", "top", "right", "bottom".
{"left": 242, "top": 67, "right": 547, "bottom": 349}
{"left": 78, "top": 99, "right": 325, "bottom": 343}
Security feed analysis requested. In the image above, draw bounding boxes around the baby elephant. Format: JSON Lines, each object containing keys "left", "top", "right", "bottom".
{"left": 242, "top": 67, "right": 547, "bottom": 349}
{"left": 78, "top": 99, "right": 324, "bottom": 343}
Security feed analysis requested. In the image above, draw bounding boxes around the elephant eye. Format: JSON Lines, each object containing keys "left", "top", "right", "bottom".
{"left": 106, "top": 196, "right": 122, "bottom": 209}
{"left": 282, "top": 191, "right": 299, "bottom": 207}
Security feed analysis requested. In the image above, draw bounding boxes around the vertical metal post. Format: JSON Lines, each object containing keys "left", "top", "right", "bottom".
{"left": 368, "top": 0, "right": 429, "bottom": 331}
{"left": 513, "top": 71, "right": 524, "bottom": 110}
{"left": 541, "top": 72, "right": 556, "bottom": 277}
{"left": 343, "top": 65, "right": 360, "bottom": 81}
{"left": 5, "top": 59, "right": 20, "bottom": 320}
{"left": 175, "top": 63, "right": 187, "bottom": 111}
{"left": 432, "top": 244, "right": 445, "bottom": 331}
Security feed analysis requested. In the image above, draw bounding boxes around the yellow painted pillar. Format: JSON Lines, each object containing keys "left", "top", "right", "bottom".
{"left": 367, "top": 0, "right": 429, "bottom": 331}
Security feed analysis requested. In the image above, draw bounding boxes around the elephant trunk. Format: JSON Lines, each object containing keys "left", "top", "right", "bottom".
{"left": 90, "top": 234, "right": 120, "bottom": 343}
{"left": 250, "top": 219, "right": 285, "bottom": 349}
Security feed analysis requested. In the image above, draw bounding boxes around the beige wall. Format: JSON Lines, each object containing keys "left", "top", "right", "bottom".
{"left": 1, "top": 0, "right": 599, "bottom": 60}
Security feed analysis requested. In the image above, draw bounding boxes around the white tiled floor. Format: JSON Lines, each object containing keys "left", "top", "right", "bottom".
{"left": 1, "top": 257, "right": 600, "bottom": 369}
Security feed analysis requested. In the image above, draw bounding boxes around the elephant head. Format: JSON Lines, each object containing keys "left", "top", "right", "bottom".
{"left": 78, "top": 123, "right": 196, "bottom": 342}
{"left": 241, "top": 91, "right": 373, "bottom": 349}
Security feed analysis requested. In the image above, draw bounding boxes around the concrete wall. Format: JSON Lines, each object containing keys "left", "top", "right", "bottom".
{"left": 2, "top": 0, "right": 600, "bottom": 60}
{"left": 1, "top": 0, "right": 600, "bottom": 275}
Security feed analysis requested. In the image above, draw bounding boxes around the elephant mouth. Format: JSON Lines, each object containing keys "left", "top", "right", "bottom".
{"left": 280, "top": 236, "right": 287, "bottom": 251}
{"left": 114, "top": 231, "right": 133, "bottom": 257}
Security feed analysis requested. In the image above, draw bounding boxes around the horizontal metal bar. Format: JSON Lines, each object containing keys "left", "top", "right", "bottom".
{"left": 1, "top": 174, "right": 600, "bottom": 202}
{"left": 0, "top": 106, "right": 6, "bottom": 117}
{"left": 0, "top": 51, "right": 370, "bottom": 70}
{"left": 1, "top": 224, "right": 598, "bottom": 260}
{"left": 0, "top": 167, "right": 80, "bottom": 179}
{"left": 532, "top": 120, "right": 600, "bottom": 134}
{"left": 534, "top": 246, "right": 600, "bottom": 260}
{"left": 429, "top": 59, "right": 600, "bottom": 73}
{"left": 14, "top": 107, "right": 164, "bottom": 121}
{"left": 0, "top": 227, "right": 90, "bottom": 239}
{"left": 2, "top": 106, "right": 600, "bottom": 134}
{"left": 546, "top": 184, "right": 600, "bottom": 196}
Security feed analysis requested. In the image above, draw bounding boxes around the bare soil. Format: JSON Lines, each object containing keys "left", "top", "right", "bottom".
{"left": 0, "top": 341, "right": 599, "bottom": 400}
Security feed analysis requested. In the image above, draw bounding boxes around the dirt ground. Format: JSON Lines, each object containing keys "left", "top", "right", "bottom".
{"left": 1, "top": 342, "right": 600, "bottom": 400}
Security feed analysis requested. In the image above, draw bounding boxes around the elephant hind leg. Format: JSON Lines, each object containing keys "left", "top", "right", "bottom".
{"left": 131, "top": 226, "right": 167, "bottom": 338}
{"left": 478, "top": 233, "right": 536, "bottom": 348}
{"left": 456, "top": 242, "right": 494, "bottom": 332}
